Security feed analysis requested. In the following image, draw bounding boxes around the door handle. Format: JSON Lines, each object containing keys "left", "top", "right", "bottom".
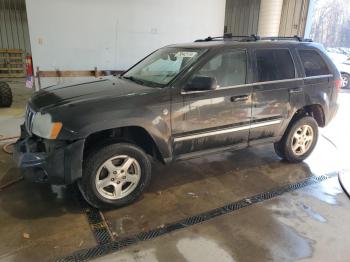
{"left": 230, "top": 95, "right": 249, "bottom": 102}
{"left": 289, "top": 87, "right": 303, "bottom": 94}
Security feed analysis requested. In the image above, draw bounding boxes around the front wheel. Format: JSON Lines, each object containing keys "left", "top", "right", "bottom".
{"left": 79, "top": 143, "right": 152, "bottom": 209}
{"left": 274, "top": 116, "right": 318, "bottom": 163}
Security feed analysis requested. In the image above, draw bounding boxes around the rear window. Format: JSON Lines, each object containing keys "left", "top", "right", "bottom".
{"left": 298, "top": 49, "right": 330, "bottom": 77}
{"left": 256, "top": 49, "right": 295, "bottom": 82}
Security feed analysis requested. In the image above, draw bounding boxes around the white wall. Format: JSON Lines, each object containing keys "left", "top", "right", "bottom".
{"left": 26, "top": 0, "right": 226, "bottom": 73}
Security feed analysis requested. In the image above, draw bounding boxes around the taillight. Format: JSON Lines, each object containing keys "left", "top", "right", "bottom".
{"left": 335, "top": 79, "right": 342, "bottom": 93}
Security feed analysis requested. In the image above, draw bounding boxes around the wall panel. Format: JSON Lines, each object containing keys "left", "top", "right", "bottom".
{"left": 225, "top": 0, "right": 261, "bottom": 35}
{"left": 0, "top": 0, "right": 31, "bottom": 53}
{"left": 279, "top": 0, "right": 309, "bottom": 37}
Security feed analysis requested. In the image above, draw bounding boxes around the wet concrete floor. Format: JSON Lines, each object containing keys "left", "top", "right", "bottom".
{"left": 103, "top": 138, "right": 339, "bottom": 240}
{"left": 0, "top": 80, "right": 96, "bottom": 261}
{"left": 95, "top": 176, "right": 349, "bottom": 262}
{"left": 0, "top": 80, "right": 350, "bottom": 261}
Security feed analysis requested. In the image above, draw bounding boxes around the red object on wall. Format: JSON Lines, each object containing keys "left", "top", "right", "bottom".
{"left": 25, "top": 56, "right": 33, "bottom": 76}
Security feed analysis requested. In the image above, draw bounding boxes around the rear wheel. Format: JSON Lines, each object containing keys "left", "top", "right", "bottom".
{"left": 341, "top": 73, "right": 350, "bottom": 89}
{"left": 79, "top": 143, "right": 152, "bottom": 209}
{"left": 274, "top": 116, "right": 318, "bottom": 163}
{"left": 0, "top": 82, "right": 12, "bottom": 107}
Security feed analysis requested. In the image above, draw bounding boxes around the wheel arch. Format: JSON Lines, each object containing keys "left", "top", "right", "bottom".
{"left": 83, "top": 125, "right": 167, "bottom": 164}
{"left": 292, "top": 104, "right": 326, "bottom": 127}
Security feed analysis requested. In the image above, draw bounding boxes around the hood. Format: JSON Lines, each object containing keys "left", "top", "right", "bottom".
{"left": 30, "top": 77, "right": 157, "bottom": 111}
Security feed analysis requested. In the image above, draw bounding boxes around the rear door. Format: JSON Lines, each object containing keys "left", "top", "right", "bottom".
{"left": 171, "top": 49, "right": 253, "bottom": 156}
{"left": 250, "top": 48, "right": 304, "bottom": 144}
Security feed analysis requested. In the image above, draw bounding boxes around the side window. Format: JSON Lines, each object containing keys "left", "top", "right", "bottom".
{"left": 298, "top": 50, "right": 330, "bottom": 77}
{"left": 256, "top": 49, "right": 295, "bottom": 82}
{"left": 194, "top": 50, "right": 247, "bottom": 88}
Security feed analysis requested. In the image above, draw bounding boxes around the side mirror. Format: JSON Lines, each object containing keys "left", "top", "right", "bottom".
{"left": 184, "top": 76, "right": 217, "bottom": 92}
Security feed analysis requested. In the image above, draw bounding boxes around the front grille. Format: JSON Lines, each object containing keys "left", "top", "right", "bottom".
{"left": 25, "top": 105, "right": 36, "bottom": 134}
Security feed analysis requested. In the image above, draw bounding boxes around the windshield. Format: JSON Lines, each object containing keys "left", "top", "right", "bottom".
{"left": 122, "top": 47, "right": 205, "bottom": 87}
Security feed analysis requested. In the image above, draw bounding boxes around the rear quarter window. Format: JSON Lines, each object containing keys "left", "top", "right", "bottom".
{"left": 256, "top": 49, "right": 295, "bottom": 82}
{"left": 298, "top": 49, "right": 330, "bottom": 77}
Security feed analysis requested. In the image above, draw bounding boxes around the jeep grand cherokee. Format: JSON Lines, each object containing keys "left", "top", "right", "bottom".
{"left": 14, "top": 35, "right": 340, "bottom": 208}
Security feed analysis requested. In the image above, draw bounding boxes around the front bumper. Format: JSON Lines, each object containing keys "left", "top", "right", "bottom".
{"left": 13, "top": 125, "right": 85, "bottom": 185}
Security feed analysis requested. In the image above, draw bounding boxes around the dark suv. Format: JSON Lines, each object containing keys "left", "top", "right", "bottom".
{"left": 14, "top": 35, "right": 340, "bottom": 208}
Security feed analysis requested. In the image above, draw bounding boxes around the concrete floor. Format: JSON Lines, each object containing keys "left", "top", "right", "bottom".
{"left": 0, "top": 79, "right": 350, "bottom": 261}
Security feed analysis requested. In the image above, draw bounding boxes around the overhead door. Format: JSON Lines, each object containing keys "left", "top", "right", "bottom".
{"left": 0, "top": 0, "right": 30, "bottom": 77}
{"left": 279, "top": 0, "right": 310, "bottom": 37}
{"left": 0, "top": 0, "right": 30, "bottom": 52}
{"left": 224, "top": 0, "right": 261, "bottom": 36}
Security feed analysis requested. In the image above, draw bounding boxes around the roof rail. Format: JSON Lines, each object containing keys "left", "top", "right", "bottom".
{"left": 259, "top": 35, "right": 313, "bottom": 42}
{"left": 194, "top": 33, "right": 238, "bottom": 42}
{"left": 194, "top": 34, "right": 261, "bottom": 42}
{"left": 239, "top": 34, "right": 261, "bottom": 42}
{"left": 194, "top": 34, "right": 312, "bottom": 43}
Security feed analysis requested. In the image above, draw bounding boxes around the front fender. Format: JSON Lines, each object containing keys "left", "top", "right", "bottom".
{"left": 81, "top": 116, "right": 172, "bottom": 161}
{"left": 53, "top": 89, "right": 173, "bottom": 161}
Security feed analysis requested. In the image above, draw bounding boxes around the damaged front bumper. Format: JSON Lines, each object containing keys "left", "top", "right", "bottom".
{"left": 13, "top": 124, "right": 85, "bottom": 185}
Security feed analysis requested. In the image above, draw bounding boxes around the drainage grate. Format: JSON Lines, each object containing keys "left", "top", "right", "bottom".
{"left": 58, "top": 173, "right": 337, "bottom": 262}
{"left": 76, "top": 193, "right": 113, "bottom": 246}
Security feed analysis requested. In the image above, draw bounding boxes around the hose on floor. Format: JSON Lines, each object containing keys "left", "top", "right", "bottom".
{"left": 0, "top": 134, "right": 23, "bottom": 190}
{"left": 0, "top": 135, "right": 19, "bottom": 154}
{"left": 0, "top": 176, "right": 24, "bottom": 191}
{"left": 3, "top": 143, "right": 14, "bottom": 154}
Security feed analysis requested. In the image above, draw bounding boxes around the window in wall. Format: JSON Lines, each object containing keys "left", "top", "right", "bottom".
{"left": 194, "top": 50, "right": 247, "bottom": 88}
{"left": 298, "top": 50, "right": 330, "bottom": 77}
{"left": 256, "top": 49, "right": 295, "bottom": 82}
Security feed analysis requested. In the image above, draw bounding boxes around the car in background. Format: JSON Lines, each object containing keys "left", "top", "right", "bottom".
{"left": 337, "top": 59, "right": 350, "bottom": 89}
{"left": 327, "top": 51, "right": 350, "bottom": 89}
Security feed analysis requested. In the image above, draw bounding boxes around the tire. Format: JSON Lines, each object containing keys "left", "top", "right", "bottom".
{"left": 274, "top": 116, "right": 318, "bottom": 163}
{"left": 273, "top": 142, "right": 285, "bottom": 159}
{"left": 79, "top": 143, "right": 152, "bottom": 209}
{"left": 0, "top": 82, "right": 13, "bottom": 107}
{"left": 341, "top": 73, "right": 350, "bottom": 89}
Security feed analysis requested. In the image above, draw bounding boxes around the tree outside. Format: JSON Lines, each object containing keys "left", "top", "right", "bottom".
{"left": 310, "top": 0, "right": 350, "bottom": 49}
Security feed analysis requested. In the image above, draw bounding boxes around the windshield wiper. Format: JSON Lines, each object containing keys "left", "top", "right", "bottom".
{"left": 122, "top": 76, "right": 163, "bottom": 88}
{"left": 122, "top": 76, "right": 146, "bottom": 86}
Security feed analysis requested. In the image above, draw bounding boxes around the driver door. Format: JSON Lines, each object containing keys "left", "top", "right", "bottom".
{"left": 171, "top": 49, "right": 253, "bottom": 157}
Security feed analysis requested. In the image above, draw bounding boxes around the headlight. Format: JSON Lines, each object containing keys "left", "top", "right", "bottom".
{"left": 32, "top": 112, "right": 62, "bottom": 139}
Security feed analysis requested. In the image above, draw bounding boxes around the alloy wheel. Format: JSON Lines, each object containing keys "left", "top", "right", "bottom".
{"left": 291, "top": 125, "right": 314, "bottom": 156}
{"left": 95, "top": 155, "right": 141, "bottom": 200}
